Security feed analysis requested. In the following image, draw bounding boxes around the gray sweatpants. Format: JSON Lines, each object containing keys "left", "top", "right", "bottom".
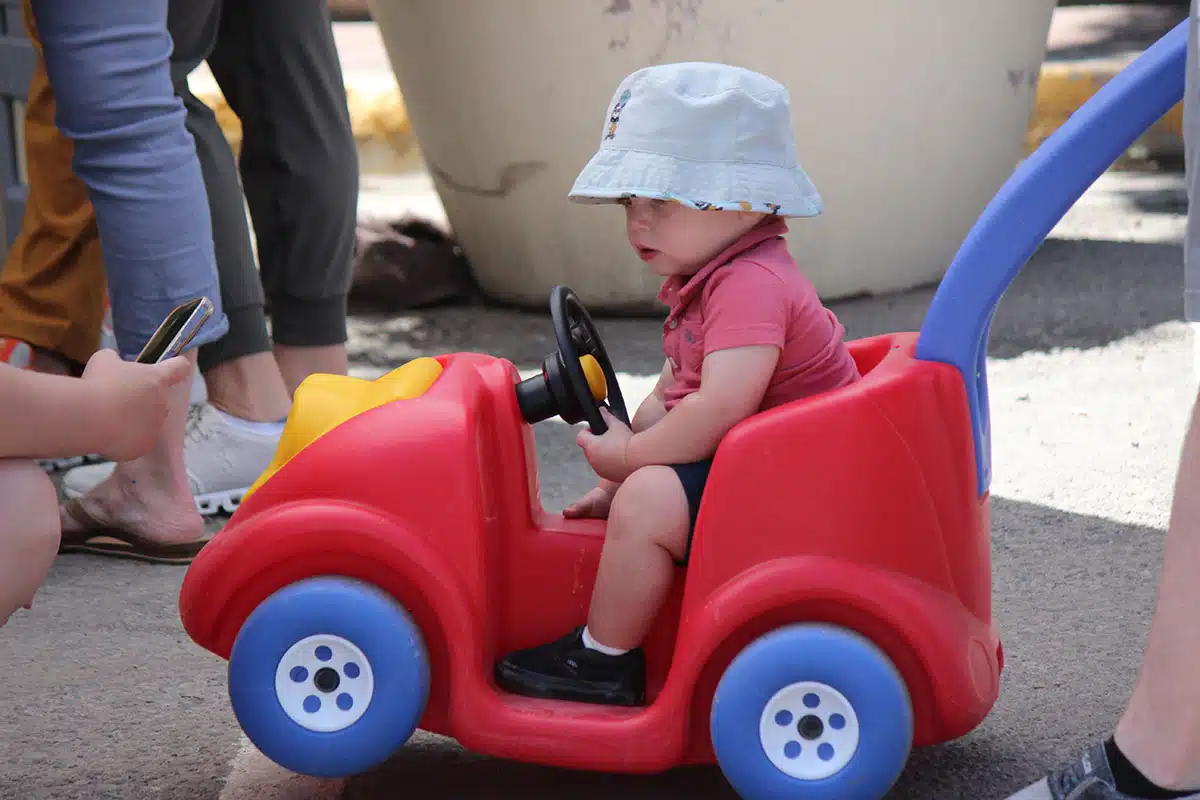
{"left": 168, "top": 0, "right": 358, "bottom": 373}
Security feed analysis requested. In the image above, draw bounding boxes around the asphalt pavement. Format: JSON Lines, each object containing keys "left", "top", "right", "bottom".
{"left": 1, "top": 168, "right": 1195, "bottom": 799}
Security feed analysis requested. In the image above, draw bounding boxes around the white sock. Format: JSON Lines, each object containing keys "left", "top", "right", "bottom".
{"left": 213, "top": 407, "right": 286, "bottom": 436}
{"left": 581, "top": 626, "right": 629, "bottom": 656}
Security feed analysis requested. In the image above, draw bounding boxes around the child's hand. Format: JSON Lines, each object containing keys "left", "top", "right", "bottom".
{"left": 563, "top": 483, "right": 617, "bottom": 519}
{"left": 576, "top": 407, "right": 634, "bottom": 483}
{"left": 81, "top": 350, "right": 192, "bottom": 461}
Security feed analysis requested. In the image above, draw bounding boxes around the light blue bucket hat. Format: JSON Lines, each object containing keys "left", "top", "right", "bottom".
{"left": 569, "top": 61, "right": 823, "bottom": 217}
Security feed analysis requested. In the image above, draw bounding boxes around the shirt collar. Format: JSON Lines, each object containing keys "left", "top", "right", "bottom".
{"left": 657, "top": 216, "right": 790, "bottom": 309}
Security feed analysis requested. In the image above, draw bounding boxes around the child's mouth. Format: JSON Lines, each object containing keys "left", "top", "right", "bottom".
{"left": 636, "top": 246, "right": 658, "bottom": 261}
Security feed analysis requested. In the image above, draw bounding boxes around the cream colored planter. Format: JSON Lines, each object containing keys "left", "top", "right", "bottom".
{"left": 370, "top": 0, "right": 1056, "bottom": 312}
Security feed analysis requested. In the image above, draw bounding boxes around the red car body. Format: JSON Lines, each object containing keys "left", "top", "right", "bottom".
{"left": 179, "top": 331, "right": 1001, "bottom": 773}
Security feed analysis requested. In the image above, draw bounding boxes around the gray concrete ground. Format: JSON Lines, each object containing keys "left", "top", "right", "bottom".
{"left": 1, "top": 167, "right": 1196, "bottom": 799}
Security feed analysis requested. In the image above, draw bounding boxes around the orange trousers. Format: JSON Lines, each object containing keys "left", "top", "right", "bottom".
{"left": 0, "top": 0, "right": 106, "bottom": 369}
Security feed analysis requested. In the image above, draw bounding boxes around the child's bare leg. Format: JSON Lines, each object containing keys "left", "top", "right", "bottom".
{"left": 494, "top": 465, "right": 691, "bottom": 706}
{"left": 585, "top": 466, "right": 690, "bottom": 651}
{"left": 0, "top": 459, "right": 61, "bottom": 626}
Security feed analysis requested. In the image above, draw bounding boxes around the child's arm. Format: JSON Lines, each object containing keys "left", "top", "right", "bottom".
{"left": 624, "top": 344, "right": 779, "bottom": 469}
{"left": 0, "top": 366, "right": 120, "bottom": 459}
{"left": 591, "top": 359, "right": 674, "bottom": 493}
{"left": 580, "top": 360, "right": 675, "bottom": 500}
{"left": 630, "top": 358, "right": 673, "bottom": 433}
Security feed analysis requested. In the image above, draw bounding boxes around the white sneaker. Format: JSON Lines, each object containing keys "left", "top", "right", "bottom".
{"left": 61, "top": 403, "right": 283, "bottom": 516}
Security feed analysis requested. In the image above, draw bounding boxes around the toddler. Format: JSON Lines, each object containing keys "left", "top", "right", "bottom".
{"left": 495, "top": 62, "right": 861, "bottom": 706}
{"left": 0, "top": 349, "right": 190, "bottom": 626}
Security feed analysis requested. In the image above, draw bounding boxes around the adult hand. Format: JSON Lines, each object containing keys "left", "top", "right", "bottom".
{"left": 81, "top": 350, "right": 191, "bottom": 462}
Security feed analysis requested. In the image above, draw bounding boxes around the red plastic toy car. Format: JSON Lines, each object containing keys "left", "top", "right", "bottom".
{"left": 178, "top": 24, "right": 1187, "bottom": 798}
{"left": 177, "top": 282, "right": 988, "bottom": 795}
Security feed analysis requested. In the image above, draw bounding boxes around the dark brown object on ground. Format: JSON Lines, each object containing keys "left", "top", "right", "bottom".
{"left": 349, "top": 217, "right": 478, "bottom": 312}
{"left": 328, "top": 0, "right": 371, "bottom": 21}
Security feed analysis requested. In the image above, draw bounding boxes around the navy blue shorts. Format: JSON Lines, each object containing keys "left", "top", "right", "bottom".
{"left": 669, "top": 459, "right": 713, "bottom": 565}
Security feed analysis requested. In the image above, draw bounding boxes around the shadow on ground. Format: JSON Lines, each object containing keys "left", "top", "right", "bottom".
{"left": 331, "top": 494, "right": 1162, "bottom": 800}
{"left": 347, "top": 235, "right": 1184, "bottom": 378}
{"left": 1045, "top": 3, "right": 1187, "bottom": 62}
{"left": 1106, "top": 174, "right": 1190, "bottom": 216}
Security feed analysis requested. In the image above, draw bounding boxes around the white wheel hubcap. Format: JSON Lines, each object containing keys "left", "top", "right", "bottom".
{"left": 759, "top": 681, "right": 860, "bottom": 779}
{"left": 275, "top": 634, "right": 375, "bottom": 733}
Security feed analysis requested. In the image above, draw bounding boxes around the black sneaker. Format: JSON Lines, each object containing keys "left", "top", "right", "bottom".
{"left": 494, "top": 626, "right": 646, "bottom": 706}
{"left": 1005, "top": 741, "right": 1200, "bottom": 799}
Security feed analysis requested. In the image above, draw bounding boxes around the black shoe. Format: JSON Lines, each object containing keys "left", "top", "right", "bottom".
{"left": 494, "top": 626, "right": 646, "bottom": 706}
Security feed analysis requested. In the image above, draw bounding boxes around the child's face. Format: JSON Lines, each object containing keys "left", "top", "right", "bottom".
{"left": 623, "top": 197, "right": 766, "bottom": 278}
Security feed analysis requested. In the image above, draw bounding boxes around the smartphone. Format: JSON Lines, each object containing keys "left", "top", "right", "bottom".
{"left": 135, "top": 296, "right": 214, "bottom": 364}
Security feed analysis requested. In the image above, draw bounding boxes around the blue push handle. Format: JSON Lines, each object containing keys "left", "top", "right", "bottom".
{"left": 915, "top": 19, "right": 1189, "bottom": 497}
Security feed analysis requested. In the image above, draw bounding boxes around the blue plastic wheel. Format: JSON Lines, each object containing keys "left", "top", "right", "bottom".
{"left": 228, "top": 576, "right": 430, "bottom": 778}
{"left": 710, "top": 623, "right": 913, "bottom": 799}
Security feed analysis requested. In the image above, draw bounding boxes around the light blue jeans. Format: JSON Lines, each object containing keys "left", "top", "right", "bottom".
{"left": 29, "top": 0, "right": 227, "bottom": 360}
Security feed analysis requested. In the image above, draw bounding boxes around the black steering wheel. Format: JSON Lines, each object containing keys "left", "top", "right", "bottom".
{"left": 513, "top": 285, "right": 629, "bottom": 434}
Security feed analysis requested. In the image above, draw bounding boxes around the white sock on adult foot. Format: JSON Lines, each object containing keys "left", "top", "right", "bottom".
{"left": 213, "top": 407, "right": 286, "bottom": 436}
{"left": 581, "top": 626, "right": 629, "bottom": 656}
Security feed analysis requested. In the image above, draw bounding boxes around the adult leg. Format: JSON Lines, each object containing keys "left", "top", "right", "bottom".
{"left": 0, "top": 0, "right": 107, "bottom": 373}
{"left": 207, "top": 0, "right": 357, "bottom": 394}
{"left": 32, "top": 0, "right": 227, "bottom": 548}
{"left": 1004, "top": 5, "right": 1200, "bottom": 798}
{"left": 60, "top": 0, "right": 292, "bottom": 519}
{"left": 1109, "top": 3, "right": 1200, "bottom": 780}
{"left": 5, "top": 0, "right": 292, "bottom": 487}
{"left": 0, "top": 0, "right": 236, "bottom": 377}
{"left": 63, "top": 81, "right": 292, "bottom": 516}
{"left": 177, "top": 83, "right": 290, "bottom": 423}
{"left": 1007, "top": 407, "right": 1200, "bottom": 800}
{"left": 162, "top": 0, "right": 287, "bottom": 412}
{"left": 5, "top": 0, "right": 269, "bottom": 377}
{"left": 0, "top": 459, "right": 60, "bottom": 627}
{"left": 167, "top": 0, "right": 291, "bottom": 423}
{"left": 30, "top": 0, "right": 227, "bottom": 360}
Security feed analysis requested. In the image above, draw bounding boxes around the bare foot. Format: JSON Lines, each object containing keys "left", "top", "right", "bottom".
{"left": 61, "top": 348, "right": 204, "bottom": 547}
{"left": 564, "top": 484, "right": 617, "bottom": 519}
{"left": 59, "top": 458, "right": 205, "bottom": 547}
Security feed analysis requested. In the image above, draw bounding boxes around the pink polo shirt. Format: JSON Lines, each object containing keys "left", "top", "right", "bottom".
{"left": 658, "top": 216, "right": 860, "bottom": 412}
